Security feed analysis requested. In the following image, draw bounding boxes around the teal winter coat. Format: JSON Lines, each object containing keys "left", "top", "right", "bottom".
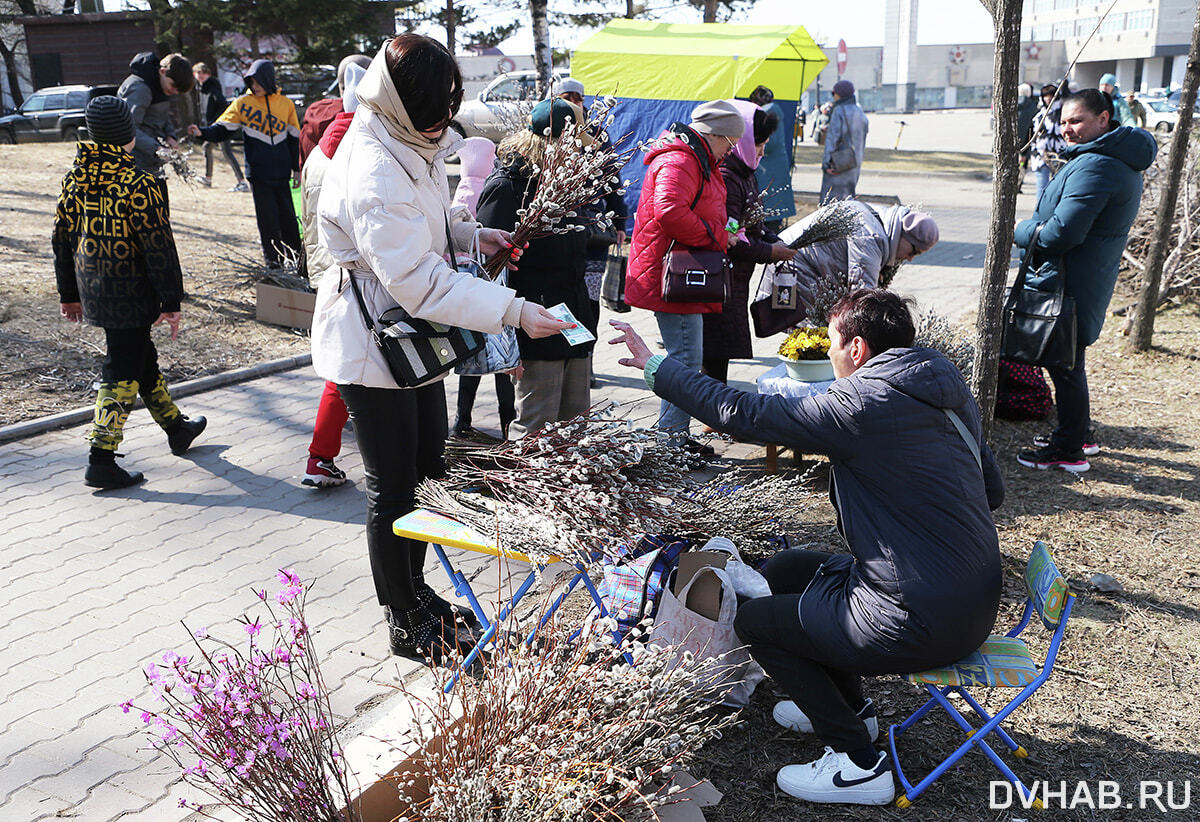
{"left": 1014, "top": 126, "right": 1156, "bottom": 345}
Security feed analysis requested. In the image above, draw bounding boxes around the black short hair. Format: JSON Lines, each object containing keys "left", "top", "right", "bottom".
{"left": 753, "top": 107, "right": 779, "bottom": 145}
{"left": 828, "top": 288, "right": 916, "bottom": 355}
{"left": 161, "top": 53, "right": 193, "bottom": 94}
{"left": 1062, "top": 88, "right": 1118, "bottom": 131}
{"left": 385, "top": 34, "right": 463, "bottom": 133}
{"left": 749, "top": 85, "right": 774, "bottom": 106}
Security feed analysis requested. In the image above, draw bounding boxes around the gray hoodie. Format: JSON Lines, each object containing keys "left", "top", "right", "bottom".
{"left": 654, "top": 346, "right": 1004, "bottom": 672}
{"left": 117, "top": 52, "right": 174, "bottom": 177}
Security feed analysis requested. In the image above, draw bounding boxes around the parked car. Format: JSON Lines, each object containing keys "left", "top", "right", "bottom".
{"left": 1138, "top": 96, "right": 1178, "bottom": 135}
{"left": 452, "top": 69, "right": 569, "bottom": 141}
{"left": 0, "top": 84, "right": 117, "bottom": 144}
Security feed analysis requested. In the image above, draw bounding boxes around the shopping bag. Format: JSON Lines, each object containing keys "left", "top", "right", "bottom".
{"left": 601, "top": 247, "right": 631, "bottom": 313}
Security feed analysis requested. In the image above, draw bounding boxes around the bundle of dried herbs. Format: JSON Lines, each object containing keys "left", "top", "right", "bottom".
{"left": 157, "top": 141, "right": 201, "bottom": 185}
{"left": 483, "top": 97, "right": 637, "bottom": 279}
{"left": 417, "top": 405, "right": 704, "bottom": 565}
{"left": 914, "top": 308, "right": 975, "bottom": 380}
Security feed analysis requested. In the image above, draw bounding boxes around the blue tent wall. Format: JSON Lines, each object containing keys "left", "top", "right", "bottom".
{"left": 591, "top": 97, "right": 797, "bottom": 226}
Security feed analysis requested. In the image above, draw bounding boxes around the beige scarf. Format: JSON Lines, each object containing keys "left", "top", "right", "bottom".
{"left": 355, "top": 43, "right": 453, "bottom": 165}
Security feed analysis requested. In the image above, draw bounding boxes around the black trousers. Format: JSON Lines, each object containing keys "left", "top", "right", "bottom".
{"left": 103, "top": 326, "right": 162, "bottom": 385}
{"left": 250, "top": 179, "right": 301, "bottom": 267}
{"left": 453, "top": 374, "right": 516, "bottom": 434}
{"left": 734, "top": 549, "right": 872, "bottom": 752}
{"left": 701, "top": 357, "right": 729, "bottom": 384}
{"left": 338, "top": 381, "right": 447, "bottom": 610}
{"left": 1044, "top": 343, "right": 1090, "bottom": 451}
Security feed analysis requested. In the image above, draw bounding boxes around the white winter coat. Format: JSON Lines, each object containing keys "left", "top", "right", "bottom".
{"left": 310, "top": 57, "right": 523, "bottom": 389}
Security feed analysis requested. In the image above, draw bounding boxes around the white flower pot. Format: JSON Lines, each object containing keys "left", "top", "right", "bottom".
{"left": 780, "top": 355, "right": 835, "bottom": 383}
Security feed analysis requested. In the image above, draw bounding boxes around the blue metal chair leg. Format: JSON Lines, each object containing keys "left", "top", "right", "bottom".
{"left": 431, "top": 543, "right": 492, "bottom": 630}
{"left": 956, "top": 688, "right": 1022, "bottom": 753}
{"left": 443, "top": 568, "right": 539, "bottom": 693}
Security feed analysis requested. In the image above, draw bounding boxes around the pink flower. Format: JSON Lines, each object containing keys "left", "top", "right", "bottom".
{"left": 120, "top": 700, "right": 133, "bottom": 714}
{"left": 244, "top": 619, "right": 262, "bottom": 640}
{"left": 296, "top": 682, "right": 317, "bottom": 700}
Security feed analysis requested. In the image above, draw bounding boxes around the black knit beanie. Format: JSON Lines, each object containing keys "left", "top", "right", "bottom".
{"left": 85, "top": 96, "right": 135, "bottom": 146}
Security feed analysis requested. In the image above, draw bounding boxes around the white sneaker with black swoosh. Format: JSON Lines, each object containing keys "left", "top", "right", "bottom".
{"left": 776, "top": 747, "right": 895, "bottom": 805}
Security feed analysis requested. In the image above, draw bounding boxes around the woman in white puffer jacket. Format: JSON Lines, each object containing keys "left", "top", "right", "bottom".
{"left": 311, "top": 34, "right": 566, "bottom": 662}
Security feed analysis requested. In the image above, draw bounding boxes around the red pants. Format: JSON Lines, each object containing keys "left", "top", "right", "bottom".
{"left": 309, "top": 381, "right": 349, "bottom": 459}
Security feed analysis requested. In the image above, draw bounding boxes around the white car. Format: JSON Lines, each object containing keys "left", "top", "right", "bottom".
{"left": 1137, "top": 97, "right": 1178, "bottom": 135}
{"left": 452, "top": 69, "right": 568, "bottom": 141}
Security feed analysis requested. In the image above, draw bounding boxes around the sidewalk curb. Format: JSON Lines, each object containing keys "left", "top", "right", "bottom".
{"left": 0, "top": 353, "right": 312, "bottom": 446}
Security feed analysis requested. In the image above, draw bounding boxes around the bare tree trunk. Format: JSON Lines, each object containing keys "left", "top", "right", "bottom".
{"left": 626, "top": 0, "right": 635, "bottom": 17}
{"left": 971, "top": 0, "right": 1023, "bottom": 438}
{"left": 703, "top": 0, "right": 717, "bottom": 23}
{"left": 0, "top": 38, "right": 25, "bottom": 109}
{"left": 1127, "top": 4, "right": 1200, "bottom": 352}
{"left": 445, "top": 0, "right": 456, "bottom": 55}
{"left": 530, "top": 0, "right": 551, "bottom": 98}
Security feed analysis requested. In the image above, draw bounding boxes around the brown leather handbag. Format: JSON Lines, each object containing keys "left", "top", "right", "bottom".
{"left": 661, "top": 240, "right": 730, "bottom": 303}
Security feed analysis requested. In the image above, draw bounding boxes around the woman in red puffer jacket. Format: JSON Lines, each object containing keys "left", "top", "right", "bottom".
{"left": 625, "top": 100, "right": 744, "bottom": 449}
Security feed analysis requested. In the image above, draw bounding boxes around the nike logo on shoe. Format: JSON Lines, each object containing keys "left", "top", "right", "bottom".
{"left": 832, "top": 769, "right": 886, "bottom": 788}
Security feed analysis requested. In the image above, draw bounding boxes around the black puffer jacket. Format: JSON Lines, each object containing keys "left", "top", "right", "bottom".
{"left": 53, "top": 143, "right": 183, "bottom": 328}
{"left": 475, "top": 159, "right": 592, "bottom": 360}
{"left": 654, "top": 347, "right": 1004, "bottom": 673}
{"left": 198, "top": 75, "right": 227, "bottom": 127}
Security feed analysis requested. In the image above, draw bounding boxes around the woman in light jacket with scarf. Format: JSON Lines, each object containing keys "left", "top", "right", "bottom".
{"left": 311, "top": 35, "right": 566, "bottom": 662}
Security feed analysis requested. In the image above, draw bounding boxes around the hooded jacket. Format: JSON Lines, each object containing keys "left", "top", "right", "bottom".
{"left": 117, "top": 52, "right": 175, "bottom": 177}
{"left": 52, "top": 142, "right": 183, "bottom": 328}
{"left": 756, "top": 99, "right": 796, "bottom": 220}
{"left": 197, "top": 74, "right": 227, "bottom": 127}
{"left": 476, "top": 158, "right": 592, "bottom": 361}
{"left": 1015, "top": 125, "right": 1156, "bottom": 345}
{"left": 310, "top": 46, "right": 523, "bottom": 389}
{"left": 751, "top": 202, "right": 911, "bottom": 336}
{"left": 197, "top": 60, "right": 300, "bottom": 183}
{"left": 451, "top": 136, "right": 498, "bottom": 216}
{"left": 824, "top": 94, "right": 869, "bottom": 174}
{"left": 653, "top": 347, "right": 1005, "bottom": 672}
{"left": 625, "top": 124, "right": 730, "bottom": 314}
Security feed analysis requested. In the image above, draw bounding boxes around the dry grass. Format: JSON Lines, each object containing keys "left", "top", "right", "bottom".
{"left": 0, "top": 142, "right": 309, "bottom": 426}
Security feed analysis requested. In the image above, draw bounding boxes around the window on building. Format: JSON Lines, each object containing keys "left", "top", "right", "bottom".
{"left": 1032, "top": 23, "right": 1053, "bottom": 39}
{"left": 1075, "top": 17, "right": 1098, "bottom": 37}
{"left": 1126, "top": 10, "right": 1154, "bottom": 31}
{"left": 1100, "top": 13, "right": 1124, "bottom": 34}
{"left": 1052, "top": 21, "right": 1074, "bottom": 39}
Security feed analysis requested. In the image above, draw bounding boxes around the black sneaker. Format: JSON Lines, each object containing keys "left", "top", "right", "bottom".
{"left": 1033, "top": 430, "right": 1099, "bottom": 456}
{"left": 1017, "top": 444, "right": 1090, "bottom": 473}
{"left": 682, "top": 437, "right": 716, "bottom": 457}
{"left": 84, "top": 461, "right": 145, "bottom": 489}
{"left": 167, "top": 415, "right": 207, "bottom": 456}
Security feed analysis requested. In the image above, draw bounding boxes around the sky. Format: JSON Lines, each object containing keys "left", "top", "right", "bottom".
{"left": 491, "top": 0, "right": 998, "bottom": 56}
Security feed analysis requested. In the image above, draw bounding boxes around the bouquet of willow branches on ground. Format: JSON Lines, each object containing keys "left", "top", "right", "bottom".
{"left": 483, "top": 96, "right": 638, "bottom": 279}
{"left": 416, "top": 403, "right": 703, "bottom": 565}
{"left": 786, "top": 200, "right": 863, "bottom": 250}
{"left": 385, "top": 611, "right": 738, "bottom": 821}
{"left": 156, "top": 139, "right": 201, "bottom": 185}
{"left": 915, "top": 308, "right": 975, "bottom": 380}
{"left": 123, "top": 571, "right": 359, "bottom": 822}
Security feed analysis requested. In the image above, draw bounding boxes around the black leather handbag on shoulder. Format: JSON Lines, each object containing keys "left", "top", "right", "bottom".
{"left": 1001, "top": 224, "right": 1077, "bottom": 371}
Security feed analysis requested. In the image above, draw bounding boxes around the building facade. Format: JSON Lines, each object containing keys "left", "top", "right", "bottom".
{"left": 1022, "top": 0, "right": 1193, "bottom": 92}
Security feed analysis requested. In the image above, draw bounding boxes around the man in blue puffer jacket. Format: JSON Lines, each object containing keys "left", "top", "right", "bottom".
{"left": 1014, "top": 88, "right": 1156, "bottom": 473}
{"left": 610, "top": 288, "right": 1004, "bottom": 806}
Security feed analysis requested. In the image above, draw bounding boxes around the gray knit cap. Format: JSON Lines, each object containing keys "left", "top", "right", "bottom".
{"left": 689, "top": 99, "right": 745, "bottom": 138}
{"left": 85, "top": 96, "right": 134, "bottom": 146}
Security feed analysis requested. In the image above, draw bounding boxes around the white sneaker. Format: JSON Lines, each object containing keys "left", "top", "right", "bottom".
{"left": 776, "top": 747, "right": 895, "bottom": 805}
{"left": 773, "top": 697, "right": 879, "bottom": 742}
{"left": 228, "top": 180, "right": 249, "bottom": 192}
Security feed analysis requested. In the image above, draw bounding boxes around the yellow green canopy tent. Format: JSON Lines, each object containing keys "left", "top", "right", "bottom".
{"left": 571, "top": 19, "right": 828, "bottom": 103}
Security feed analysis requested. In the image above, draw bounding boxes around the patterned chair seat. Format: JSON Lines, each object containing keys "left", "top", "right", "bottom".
{"left": 906, "top": 637, "right": 1040, "bottom": 689}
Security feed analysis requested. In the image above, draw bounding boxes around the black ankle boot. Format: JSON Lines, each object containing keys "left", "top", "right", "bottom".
{"left": 84, "top": 450, "right": 144, "bottom": 489}
{"left": 386, "top": 605, "right": 475, "bottom": 664}
{"left": 415, "top": 581, "right": 478, "bottom": 629}
{"left": 167, "top": 415, "right": 207, "bottom": 456}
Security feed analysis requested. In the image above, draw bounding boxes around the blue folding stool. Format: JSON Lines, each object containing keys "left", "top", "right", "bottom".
{"left": 889, "top": 541, "right": 1075, "bottom": 809}
{"left": 393, "top": 509, "right": 625, "bottom": 691}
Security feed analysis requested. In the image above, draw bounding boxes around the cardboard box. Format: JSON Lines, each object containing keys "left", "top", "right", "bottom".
{"left": 673, "top": 551, "right": 729, "bottom": 621}
{"left": 255, "top": 282, "right": 316, "bottom": 329}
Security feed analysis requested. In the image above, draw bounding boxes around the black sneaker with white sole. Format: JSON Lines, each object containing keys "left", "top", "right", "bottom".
{"left": 1017, "top": 444, "right": 1090, "bottom": 473}
{"left": 1033, "top": 430, "right": 1099, "bottom": 456}
{"left": 776, "top": 747, "right": 895, "bottom": 805}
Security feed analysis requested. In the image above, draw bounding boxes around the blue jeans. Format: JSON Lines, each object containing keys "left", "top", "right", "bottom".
{"left": 654, "top": 312, "right": 703, "bottom": 434}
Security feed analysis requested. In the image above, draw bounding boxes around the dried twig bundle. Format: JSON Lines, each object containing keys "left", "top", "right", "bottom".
{"left": 386, "top": 613, "right": 739, "bottom": 821}
{"left": 417, "top": 404, "right": 704, "bottom": 564}
{"left": 787, "top": 200, "right": 862, "bottom": 250}
{"left": 914, "top": 308, "right": 975, "bottom": 380}
{"left": 484, "top": 97, "right": 637, "bottom": 278}
{"left": 157, "top": 141, "right": 201, "bottom": 185}
{"left": 125, "top": 572, "right": 359, "bottom": 821}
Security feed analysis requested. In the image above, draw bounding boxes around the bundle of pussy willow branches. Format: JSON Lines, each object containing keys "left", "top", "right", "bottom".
{"left": 786, "top": 199, "right": 863, "bottom": 250}
{"left": 416, "top": 404, "right": 705, "bottom": 565}
{"left": 156, "top": 141, "right": 201, "bottom": 185}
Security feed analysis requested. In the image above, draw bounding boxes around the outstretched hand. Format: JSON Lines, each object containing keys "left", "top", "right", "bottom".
{"left": 608, "top": 320, "right": 653, "bottom": 370}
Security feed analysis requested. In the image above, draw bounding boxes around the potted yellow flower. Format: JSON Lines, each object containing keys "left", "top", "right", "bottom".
{"left": 778, "top": 326, "right": 835, "bottom": 382}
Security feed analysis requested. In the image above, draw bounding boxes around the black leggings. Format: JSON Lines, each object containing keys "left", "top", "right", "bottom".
{"left": 733, "top": 549, "right": 871, "bottom": 752}
{"left": 453, "top": 373, "right": 516, "bottom": 434}
{"left": 338, "top": 382, "right": 447, "bottom": 609}
{"left": 701, "top": 357, "right": 729, "bottom": 384}
{"left": 250, "top": 179, "right": 301, "bottom": 267}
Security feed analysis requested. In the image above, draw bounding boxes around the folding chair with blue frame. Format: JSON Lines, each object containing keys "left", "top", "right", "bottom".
{"left": 393, "top": 508, "right": 627, "bottom": 692}
{"left": 888, "top": 541, "right": 1075, "bottom": 809}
